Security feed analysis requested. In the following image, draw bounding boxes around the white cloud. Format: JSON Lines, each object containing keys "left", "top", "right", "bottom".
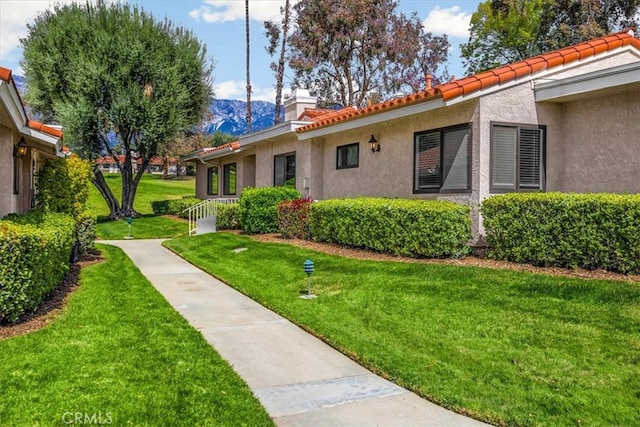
{"left": 0, "top": 1, "right": 57, "bottom": 59}
{"left": 190, "top": 0, "right": 296, "bottom": 23}
{"left": 423, "top": 5, "right": 472, "bottom": 39}
{"left": 214, "top": 79, "right": 275, "bottom": 101}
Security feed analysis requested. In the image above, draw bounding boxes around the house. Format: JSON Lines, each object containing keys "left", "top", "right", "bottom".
{"left": 95, "top": 154, "right": 182, "bottom": 175}
{"left": 0, "top": 67, "right": 64, "bottom": 218}
{"left": 184, "top": 29, "right": 640, "bottom": 242}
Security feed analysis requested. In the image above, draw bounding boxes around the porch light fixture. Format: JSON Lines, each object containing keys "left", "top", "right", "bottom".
{"left": 16, "top": 137, "right": 28, "bottom": 157}
{"left": 368, "top": 134, "right": 380, "bottom": 153}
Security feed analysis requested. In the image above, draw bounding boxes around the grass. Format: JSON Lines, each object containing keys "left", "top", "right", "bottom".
{"left": 0, "top": 244, "right": 273, "bottom": 426}
{"left": 88, "top": 173, "right": 194, "bottom": 239}
{"left": 165, "top": 232, "right": 640, "bottom": 426}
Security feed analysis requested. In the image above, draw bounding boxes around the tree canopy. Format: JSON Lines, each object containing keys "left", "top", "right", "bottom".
{"left": 20, "top": 0, "right": 213, "bottom": 219}
{"left": 461, "top": 0, "right": 640, "bottom": 75}
{"left": 287, "top": 0, "right": 449, "bottom": 108}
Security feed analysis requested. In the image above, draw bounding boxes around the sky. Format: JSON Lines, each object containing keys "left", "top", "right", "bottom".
{"left": 0, "top": 0, "right": 481, "bottom": 101}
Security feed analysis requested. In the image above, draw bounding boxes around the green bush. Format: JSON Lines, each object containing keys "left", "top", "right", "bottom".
{"left": 481, "top": 192, "right": 640, "bottom": 274}
{"left": 310, "top": 198, "right": 471, "bottom": 258}
{"left": 75, "top": 210, "right": 97, "bottom": 254}
{"left": 151, "top": 197, "right": 201, "bottom": 218}
{"left": 277, "top": 198, "right": 313, "bottom": 239}
{"left": 0, "top": 212, "right": 75, "bottom": 323}
{"left": 239, "top": 187, "right": 301, "bottom": 234}
{"left": 216, "top": 203, "right": 240, "bottom": 230}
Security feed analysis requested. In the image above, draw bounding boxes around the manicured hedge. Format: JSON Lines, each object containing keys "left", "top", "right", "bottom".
{"left": 481, "top": 192, "right": 640, "bottom": 274}
{"left": 239, "top": 187, "right": 301, "bottom": 234}
{"left": 309, "top": 198, "right": 471, "bottom": 258}
{"left": 277, "top": 198, "right": 313, "bottom": 239}
{"left": 151, "top": 197, "right": 201, "bottom": 218}
{"left": 216, "top": 203, "right": 240, "bottom": 230}
{"left": 0, "top": 212, "right": 75, "bottom": 323}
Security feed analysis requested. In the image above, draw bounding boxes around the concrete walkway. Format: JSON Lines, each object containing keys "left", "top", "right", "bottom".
{"left": 101, "top": 239, "right": 488, "bottom": 427}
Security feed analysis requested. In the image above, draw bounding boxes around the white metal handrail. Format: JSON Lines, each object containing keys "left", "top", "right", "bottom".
{"left": 185, "top": 198, "right": 239, "bottom": 236}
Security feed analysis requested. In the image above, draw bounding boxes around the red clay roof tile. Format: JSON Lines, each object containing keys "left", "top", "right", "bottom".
{"left": 28, "top": 120, "right": 63, "bottom": 138}
{"left": 0, "top": 67, "right": 11, "bottom": 82}
{"left": 296, "top": 29, "right": 638, "bottom": 133}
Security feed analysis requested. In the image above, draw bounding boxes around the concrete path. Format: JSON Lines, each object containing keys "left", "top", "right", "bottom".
{"left": 101, "top": 239, "right": 488, "bottom": 427}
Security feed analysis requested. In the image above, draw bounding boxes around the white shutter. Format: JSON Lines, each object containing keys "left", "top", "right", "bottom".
{"left": 442, "top": 128, "right": 470, "bottom": 191}
{"left": 492, "top": 126, "right": 516, "bottom": 189}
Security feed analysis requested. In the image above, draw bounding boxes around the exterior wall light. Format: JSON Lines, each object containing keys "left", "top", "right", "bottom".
{"left": 368, "top": 134, "right": 380, "bottom": 153}
{"left": 16, "top": 137, "right": 28, "bottom": 157}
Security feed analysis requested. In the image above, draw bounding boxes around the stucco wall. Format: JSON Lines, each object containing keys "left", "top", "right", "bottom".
{"left": 547, "top": 87, "right": 640, "bottom": 193}
{"left": 0, "top": 126, "right": 17, "bottom": 217}
{"left": 194, "top": 149, "right": 255, "bottom": 199}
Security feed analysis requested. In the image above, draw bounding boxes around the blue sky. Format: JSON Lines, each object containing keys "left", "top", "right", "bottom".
{"left": 0, "top": 0, "right": 481, "bottom": 101}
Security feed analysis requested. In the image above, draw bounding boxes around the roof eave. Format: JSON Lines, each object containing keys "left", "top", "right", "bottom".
{"left": 239, "top": 120, "right": 312, "bottom": 146}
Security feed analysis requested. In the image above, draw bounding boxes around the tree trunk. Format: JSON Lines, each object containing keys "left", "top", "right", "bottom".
{"left": 274, "top": 0, "right": 291, "bottom": 125}
{"left": 91, "top": 166, "right": 120, "bottom": 219}
{"left": 245, "top": 0, "right": 252, "bottom": 132}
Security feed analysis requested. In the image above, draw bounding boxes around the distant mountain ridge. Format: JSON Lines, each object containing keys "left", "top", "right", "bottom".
{"left": 12, "top": 74, "right": 281, "bottom": 136}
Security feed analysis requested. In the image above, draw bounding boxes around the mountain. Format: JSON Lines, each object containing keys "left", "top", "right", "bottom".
{"left": 12, "top": 74, "right": 281, "bottom": 136}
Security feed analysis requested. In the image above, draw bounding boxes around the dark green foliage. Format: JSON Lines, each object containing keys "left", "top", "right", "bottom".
{"left": 309, "top": 197, "right": 471, "bottom": 258}
{"left": 0, "top": 212, "right": 75, "bottom": 323}
{"left": 277, "top": 197, "right": 312, "bottom": 239}
{"left": 151, "top": 197, "right": 201, "bottom": 218}
{"left": 75, "top": 210, "right": 97, "bottom": 254}
{"left": 239, "top": 187, "right": 301, "bottom": 234}
{"left": 482, "top": 192, "right": 640, "bottom": 273}
{"left": 216, "top": 203, "right": 240, "bottom": 230}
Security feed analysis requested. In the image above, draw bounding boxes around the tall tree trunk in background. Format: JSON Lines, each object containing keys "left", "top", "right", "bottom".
{"left": 273, "top": 0, "right": 291, "bottom": 125}
{"left": 245, "top": 0, "right": 252, "bottom": 132}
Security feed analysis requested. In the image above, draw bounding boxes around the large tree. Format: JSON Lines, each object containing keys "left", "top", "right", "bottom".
{"left": 461, "top": 0, "right": 640, "bottom": 75}
{"left": 288, "top": 0, "right": 450, "bottom": 108}
{"left": 20, "top": 1, "right": 213, "bottom": 219}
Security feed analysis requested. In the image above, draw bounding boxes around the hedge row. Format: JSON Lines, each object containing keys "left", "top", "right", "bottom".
{"left": 481, "top": 192, "right": 640, "bottom": 274}
{"left": 216, "top": 204, "right": 240, "bottom": 230}
{"left": 151, "top": 197, "right": 201, "bottom": 218}
{"left": 310, "top": 198, "right": 471, "bottom": 258}
{"left": 239, "top": 187, "right": 301, "bottom": 234}
{"left": 0, "top": 212, "right": 75, "bottom": 323}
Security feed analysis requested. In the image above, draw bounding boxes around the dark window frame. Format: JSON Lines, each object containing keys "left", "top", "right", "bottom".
{"left": 413, "top": 123, "right": 472, "bottom": 194}
{"left": 13, "top": 146, "right": 19, "bottom": 195}
{"left": 490, "top": 122, "right": 546, "bottom": 193}
{"left": 223, "top": 162, "right": 237, "bottom": 196}
{"left": 207, "top": 166, "right": 219, "bottom": 196}
{"left": 274, "top": 152, "right": 296, "bottom": 187}
{"left": 336, "top": 142, "right": 359, "bottom": 169}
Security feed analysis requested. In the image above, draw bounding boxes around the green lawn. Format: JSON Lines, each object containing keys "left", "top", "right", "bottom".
{"left": 89, "top": 173, "right": 194, "bottom": 239}
{"left": 0, "top": 244, "right": 273, "bottom": 426}
{"left": 165, "top": 232, "right": 640, "bottom": 426}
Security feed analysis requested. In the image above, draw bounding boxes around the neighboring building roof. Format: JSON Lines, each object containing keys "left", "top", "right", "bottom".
{"left": 95, "top": 155, "right": 178, "bottom": 166}
{"left": 297, "top": 29, "right": 640, "bottom": 134}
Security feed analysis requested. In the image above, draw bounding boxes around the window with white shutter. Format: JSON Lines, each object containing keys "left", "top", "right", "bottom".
{"left": 414, "top": 124, "right": 471, "bottom": 193}
{"left": 491, "top": 124, "right": 544, "bottom": 191}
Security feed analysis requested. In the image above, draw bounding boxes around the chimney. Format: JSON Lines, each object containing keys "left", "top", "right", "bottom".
{"left": 284, "top": 89, "right": 317, "bottom": 122}
{"left": 425, "top": 74, "right": 433, "bottom": 90}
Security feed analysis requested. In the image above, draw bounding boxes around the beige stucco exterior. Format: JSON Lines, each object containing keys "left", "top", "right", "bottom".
{"left": 191, "top": 46, "right": 640, "bottom": 242}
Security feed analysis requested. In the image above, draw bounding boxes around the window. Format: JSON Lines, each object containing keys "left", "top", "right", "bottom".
{"left": 274, "top": 153, "right": 295, "bottom": 187}
{"left": 207, "top": 166, "right": 219, "bottom": 195}
{"left": 336, "top": 143, "right": 359, "bottom": 169}
{"left": 223, "top": 163, "right": 236, "bottom": 195}
{"left": 491, "top": 123, "right": 545, "bottom": 191}
{"left": 414, "top": 124, "right": 471, "bottom": 193}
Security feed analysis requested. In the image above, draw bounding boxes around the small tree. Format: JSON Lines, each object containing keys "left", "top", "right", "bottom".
{"left": 264, "top": 0, "right": 292, "bottom": 124}
{"left": 21, "top": 0, "right": 213, "bottom": 219}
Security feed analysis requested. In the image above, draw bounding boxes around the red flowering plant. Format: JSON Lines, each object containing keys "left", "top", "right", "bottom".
{"left": 277, "top": 197, "right": 313, "bottom": 239}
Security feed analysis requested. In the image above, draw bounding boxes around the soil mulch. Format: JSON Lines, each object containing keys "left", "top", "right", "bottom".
{"left": 0, "top": 250, "right": 104, "bottom": 341}
{"left": 248, "top": 232, "right": 640, "bottom": 284}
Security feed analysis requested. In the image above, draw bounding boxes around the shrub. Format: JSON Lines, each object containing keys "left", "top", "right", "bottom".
{"left": 151, "top": 197, "right": 201, "bottom": 218}
{"left": 310, "top": 198, "right": 471, "bottom": 258}
{"left": 0, "top": 212, "right": 75, "bottom": 323}
{"left": 277, "top": 198, "right": 313, "bottom": 239}
{"left": 239, "top": 187, "right": 301, "bottom": 234}
{"left": 481, "top": 192, "right": 640, "bottom": 274}
{"left": 216, "top": 203, "right": 240, "bottom": 230}
{"left": 75, "top": 210, "right": 97, "bottom": 255}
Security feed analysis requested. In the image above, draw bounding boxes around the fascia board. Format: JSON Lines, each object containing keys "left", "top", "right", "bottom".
{"left": 0, "top": 81, "right": 28, "bottom": 130}
{"left": 296, "top": 99, "right": 446, "bottom": 140}
{"left": 239, "top": 121, "right": 312, "bottom": 146}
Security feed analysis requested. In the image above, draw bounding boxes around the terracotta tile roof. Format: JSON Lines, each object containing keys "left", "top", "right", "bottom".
{"left": 297, "top": 108, "right": 337, "bottom": 121}
{"left": 27, "top": 120, "right": 63, "bottom": 138}
{"left": 297, "top": 29, "right": 640, "bottom": 134}
{"left": 0, "top": 66, "right": 12, "bottom": 82}
{"left": 201, "top": 141, "right": 240, "bottom": 156}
